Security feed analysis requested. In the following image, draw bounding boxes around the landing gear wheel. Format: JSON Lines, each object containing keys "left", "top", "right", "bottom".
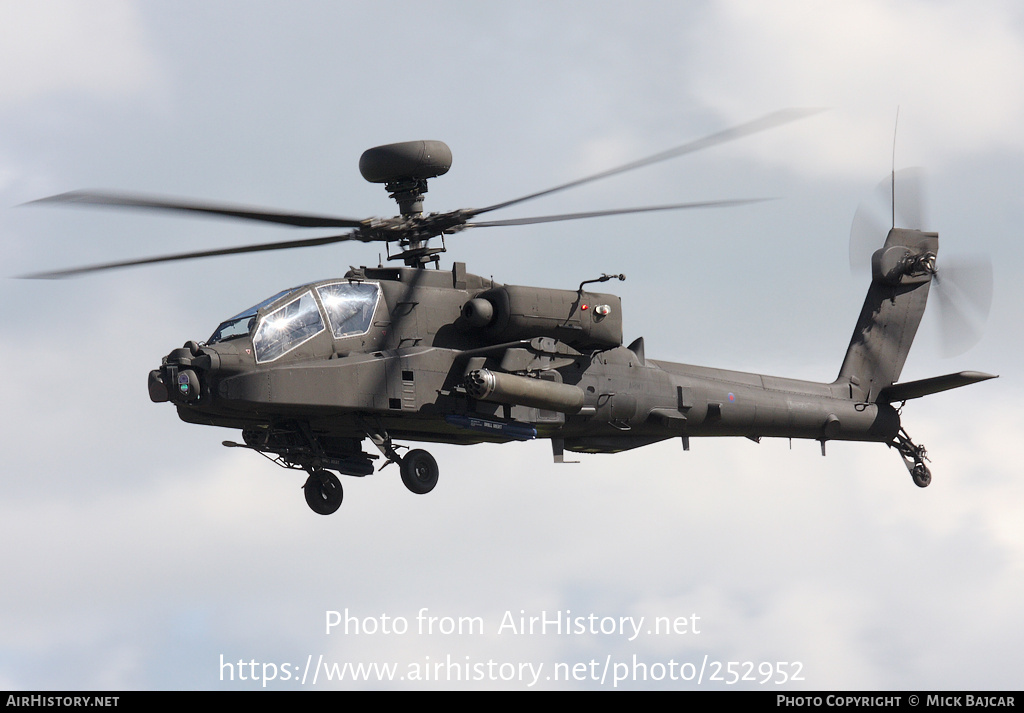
{"left": 912, "top": 463, "right": 932, "bottom": 488}
{"left": 304, "top": 469, "right": 343, "bottom": 515}
{"left": 400, "top": 449, "right": 438, "bottom": 495}
{"left": 893, "top": 428, "right": 932, "bottom": 489}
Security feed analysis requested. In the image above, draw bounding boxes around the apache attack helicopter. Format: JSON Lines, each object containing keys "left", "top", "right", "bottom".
{"left": 24, "top": 110, "right": 996, "bottom": 515}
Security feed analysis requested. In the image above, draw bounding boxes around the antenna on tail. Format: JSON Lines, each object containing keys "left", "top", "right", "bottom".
{"left": 891, "top": 107, "right": 900, "bottom": 230}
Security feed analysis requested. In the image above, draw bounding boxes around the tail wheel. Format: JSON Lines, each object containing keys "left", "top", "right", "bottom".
{"left": 304, "top": 469, "right": 343, "bottom": 515}
{"left": 912, "top": 463, "right": 932, "bottom": 488}
{"left": 400, "top": 449, "right": 439, "bottom": 495}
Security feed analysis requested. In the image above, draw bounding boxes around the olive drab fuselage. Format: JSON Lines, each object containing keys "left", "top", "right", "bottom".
{"left": 151, "top": 259, "right": 905, "bottom": 467}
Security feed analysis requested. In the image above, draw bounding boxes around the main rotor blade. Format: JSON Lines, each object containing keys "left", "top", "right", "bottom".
{"left": 19, "top": 232, "right": 358, "bottom": 279}
{"left": 472, "top": 108, "right": 822, "bottom": 217}
{"left": 465, "top": 198, "right": 769, "bottom": 228}
{"left": 25, "top": 190, "right": 367, "bottom": 229}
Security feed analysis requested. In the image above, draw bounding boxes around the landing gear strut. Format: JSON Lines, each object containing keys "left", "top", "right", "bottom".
{"left": 891, "top": 428, "right": 931, "bottom": 488}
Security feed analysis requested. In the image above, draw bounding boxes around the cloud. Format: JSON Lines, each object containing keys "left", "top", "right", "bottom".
{"left": 684, "top": 0, "right": 1024, "bottom": 175}
{"left": 0, "top": 0, "right": 161, "bottom": 104}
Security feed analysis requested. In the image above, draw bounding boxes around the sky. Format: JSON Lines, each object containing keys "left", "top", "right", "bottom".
{"left": 1, "top": 0, "right": 1022, "bottom": 691}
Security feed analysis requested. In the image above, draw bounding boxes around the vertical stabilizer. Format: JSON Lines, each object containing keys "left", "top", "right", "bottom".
{"left": 837, "top": 228, "right": 938, "bottom": 402}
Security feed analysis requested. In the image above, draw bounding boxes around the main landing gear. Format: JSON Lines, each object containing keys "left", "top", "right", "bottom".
{"left": 367, "top": 428, "right": 439, "bottom": 496}
{"left": 891, "top": 428, "right": 931, "bottom": 488}
{"left": 300, "top": 443, "right": 440, "bottom": 515}
{"left": 296, "top": 426, "right": 444, "bottom": 514}
{"left": 228, "top": 423, "right": 441, "bottom": 516}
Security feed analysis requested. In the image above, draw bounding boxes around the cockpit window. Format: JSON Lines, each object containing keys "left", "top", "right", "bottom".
{"left": 209, "top": 288, "right": 294, "bottom": 344}
{"left": 316, "top": 282, "right": 380, "bottom": 339}
{"left": 252, "top": 290, "right": 324, "bottom": 363}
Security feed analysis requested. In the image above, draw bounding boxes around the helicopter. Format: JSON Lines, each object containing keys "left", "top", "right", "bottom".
{"left": 23, "top": 109, "right": 996, "bottom": 515}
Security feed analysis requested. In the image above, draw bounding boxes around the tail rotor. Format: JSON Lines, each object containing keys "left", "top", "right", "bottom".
{"left": 849, "top": 169, "right": 993, "bottom": 356}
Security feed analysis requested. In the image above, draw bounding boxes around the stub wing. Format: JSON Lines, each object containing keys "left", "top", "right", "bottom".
{"left": 877, "top": 371, "right": 998, "bottom": 403}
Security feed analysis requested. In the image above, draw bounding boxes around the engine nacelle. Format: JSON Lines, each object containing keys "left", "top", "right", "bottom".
{"left": 466, "top": 285, "right": 622, "bottom": 350}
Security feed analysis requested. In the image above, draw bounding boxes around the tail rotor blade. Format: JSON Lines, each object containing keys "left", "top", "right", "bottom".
{"left": 849, "top": 167, "right": 927, "bottom": 273}
{"left": 896, "top": 167, "right": 926, "bottom": 230}
{"left": 933, "top": 255, "right": 994, "bottom": 357}
{"left": 849, "top": 202, "right": 886, "bottom": 273}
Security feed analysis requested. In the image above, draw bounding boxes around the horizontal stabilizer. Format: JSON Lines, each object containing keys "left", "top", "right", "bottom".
{"left": 877, "top": 371, "right": 997, "bottom": 403}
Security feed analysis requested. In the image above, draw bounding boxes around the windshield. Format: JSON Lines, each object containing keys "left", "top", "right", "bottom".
{"left": 252, "top": 290, "right": 325, "bottom": 363}
{"left": 208, "top": 288, "right": 294, "bottom": 344}
{"left": 317, "top": 282, "right": 380, "bottom": 339}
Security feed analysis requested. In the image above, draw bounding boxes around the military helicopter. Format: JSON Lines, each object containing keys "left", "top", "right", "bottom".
{"left": 24, "top": 109, "right": 996, "bottom": 515}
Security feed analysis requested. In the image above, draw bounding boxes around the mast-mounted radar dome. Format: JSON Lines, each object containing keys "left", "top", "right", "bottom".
{"left": 359, "top": 141, "right": 452, "bottom": 217}
{"left": 358, "top": 140, "right": 452, "bottom": 183}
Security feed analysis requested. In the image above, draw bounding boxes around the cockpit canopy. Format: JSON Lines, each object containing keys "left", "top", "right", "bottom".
{"left": 208, "top": 288, "right": 293, "bottom": 345}
{"left": 208, "top": 281, "right": 381, "bottom": 363}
